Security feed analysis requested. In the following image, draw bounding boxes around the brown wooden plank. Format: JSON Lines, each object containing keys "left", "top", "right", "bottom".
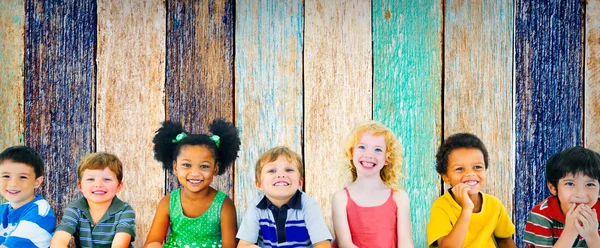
{"left": 304, "top": 0, "right": 373, "bottom": 231}
{"left": 444, "top": 0, "right": 514, "bottom": 215}
{"left": 96, "top": 0, "right": 166, "bottom": 245}
{"left": 234, "top": 0, "right": 304, "bottom": 220}
{"left": 586, "top": 0, "right": 600, "bottom": 152}
{"left": 166, "top": 0, "right": 235, "bottom": 196}
{"left": 0, "top": 0, "right": 25, "bottom": 150}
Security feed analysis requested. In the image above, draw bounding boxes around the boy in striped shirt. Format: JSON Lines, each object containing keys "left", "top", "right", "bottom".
{"left": 524, "top": 146, "right": 600, "bottom": 247}
{"left": 51, "top": 153, "right": 136, "bottom": 248}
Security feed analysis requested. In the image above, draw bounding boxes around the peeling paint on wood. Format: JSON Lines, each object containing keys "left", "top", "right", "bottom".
{"left": 25, "top": 0, "right": 96, "bottom": 222}
{"left": 234, "top": 0, "right": 304, "bottom": 221}
{"left": 0, "top": 0, "right": 24, "bottom": 150}
{"left": 96, "top": 0, "right": 166, "bottom": 245}
{"left": 445, "top": 0, "right": 514, "bottom": 218}
{"left": 586, "top": 0, "right": 600, "bottom": 152}
{"left": 373, "top": 1, "right": 442, "bottom": 246}
{"left": 166, "top": 0, "right": 235, "bottom": 195}
{"left": 304, "top": 0, "right": 373, "bottom": 232}
{"left": 515, "top": 0, "right": 583, "bottom": 245}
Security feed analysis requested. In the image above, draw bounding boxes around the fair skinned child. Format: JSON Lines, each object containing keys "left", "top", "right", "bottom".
{"left": 237, "top": 146, "right": 332, "bottom": 248}
{"left": 523, "top": 146, "right": 600, "bottom": 247}
{"left": 427, "top": 133, "right": 516, "bottom": 248}
{"left": 144, "top": 119, "right": 240, "bottom": 248}
{"left": 51, "top": 152, "right": 136, "bottom": 248}
{"left": 331, "top": 121, "right": 414, "bottom": 248}
{"left": 0, "top": 146, "right": 56, "bottom": 247}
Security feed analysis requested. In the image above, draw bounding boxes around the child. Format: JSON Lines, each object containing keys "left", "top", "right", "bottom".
{"left": 144, "top": 119, "right": 240, "bottom": 248}
{"left": 237, "top": 146, "right": 332, "bottom": 248}
{"left": 0, "top": 146, "right": 56, "bottom": 247}
{"left": 331, "top": 121, "right": 413, "bottom": 248}
{"left": 51, "top": 152, "right": 136, "bottom": 248}
{"left": 427, "top": 133, "right": 516, "bottom": 248}
{"left": 523, "top": 146, "right": 600, "bottom": 247}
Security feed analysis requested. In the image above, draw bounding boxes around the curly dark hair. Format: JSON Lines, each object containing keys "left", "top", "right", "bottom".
{"left": 546, "top": 146, "right": 600, "bottom": 189}
{"left": 152, "top": 119, "right": 241, "bottom": 175}
{"left": 435, "top": 133, "right": 489, "bottom": 175}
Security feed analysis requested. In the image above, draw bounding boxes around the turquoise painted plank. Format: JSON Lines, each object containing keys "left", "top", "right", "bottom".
{"left": 586, "top": 0, "right": 600, "bottom": 152}
{"left": 234, "top": 0, "right": 304, "bottom": 221}
{"left": 373, "top": 0, "right": 442, "bottom": 247}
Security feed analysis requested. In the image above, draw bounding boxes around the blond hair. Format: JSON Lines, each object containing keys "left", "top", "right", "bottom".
{"left": 343, "top": 121, "right": 403, "bottom": 187}
{"left": 255, "top": 146, "right": 304, "bottom": 184}
{"left": 77, "top": 152, "right": 124, "bottom": 183}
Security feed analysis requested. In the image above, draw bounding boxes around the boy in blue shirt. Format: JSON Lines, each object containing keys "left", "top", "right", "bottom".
{"left": 0, "top": 146, "right": 56, "bottom": 247}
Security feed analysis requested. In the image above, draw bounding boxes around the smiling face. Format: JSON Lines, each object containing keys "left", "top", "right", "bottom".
{"left": 173, "top": 145, "right": 218, "bottom": 194}
{"left": 257, "top": 155, "right": 303, "bottom": 207}
{"left": 352, "top": 131, "right": 388, "bottom": 178}
{"left": 548, "top": 172, "right": 600, "bottom": 216}
{"left": 442, "top": 148, "right": 487, "bottom": 195}
{"left": 78, "top": 167, "right": 123, "bottom": 206}
{"left": 0, "top": 161, "right": 43, "bottom": 209}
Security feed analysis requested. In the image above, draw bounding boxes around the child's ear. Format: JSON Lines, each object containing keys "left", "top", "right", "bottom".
{"left": 34, "top": 176, "right": 43, "bottom": 189}
{"left": 441, "top": 174, "right": 450, "bottom": 185}
{"left": 547, "top": 182, "right": 558, "bottom": 195}
{"left": 172, "top": 160, "right": 178, "bottom": 174}
{"left": 214, "top": 162, "right": 220, "bottom": 174}
{"left": 299, "top": 178, "right": 304, "bottom": 187}
{"left": 255, "top": 180, "right": 263, "bottom": 190}
{"left": 116, "top": 181, "right": 124, "bottom": 192}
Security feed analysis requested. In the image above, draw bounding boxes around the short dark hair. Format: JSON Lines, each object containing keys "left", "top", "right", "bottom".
{"left": 435, "top": 133, "right": 489, "bottom": 175}
{"left": 546, "top": 146, "right": 600, "bottom": 188}
{"left": 0, "top": 146, "right": 44, "bottom": 178}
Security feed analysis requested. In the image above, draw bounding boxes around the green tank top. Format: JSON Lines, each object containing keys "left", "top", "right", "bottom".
{"left": 165, "top": 188, "right": 226, "bottom": 248}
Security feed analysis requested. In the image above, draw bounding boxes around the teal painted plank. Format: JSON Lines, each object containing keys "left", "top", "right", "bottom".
{"left": 445, "top": 0, "right": 514, "bottom": 217}
{"left": 586, "top": 0, "right": 600, "bottom": 152}
{"left": 234, "top": 0, "right": 304, "bottom": 221}
{"left": 373, "top": 1, "right": 442, "bottom": 247}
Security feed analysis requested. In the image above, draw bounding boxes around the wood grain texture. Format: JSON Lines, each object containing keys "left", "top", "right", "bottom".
{"left": 515, "top": 0, "right": 583, "bottom": 245}
{"left": 166, "top": 0, "right": 234, "bottom": 195}
{"left": 445, "top": 0, "right": 514, "bottom": 215}
{"left": 25, "top": 0, "right": 96, "bottom": 221}
{"left": 96, "top": 1, "right": 166, "bottom": 245}
{"left": 304, "top": 0, "right": 372, "bottom": 231}
{"left": 234, "top": 0, "right": 304, "bottom": 220}
{"left": 586, "top": 0, "right": 600, "bottom": 152}
{"left": 373, "top": 1, "right": 441, "bottom": 246}
{"left": 0, "top": 0, "right": 24, "bottom": 150}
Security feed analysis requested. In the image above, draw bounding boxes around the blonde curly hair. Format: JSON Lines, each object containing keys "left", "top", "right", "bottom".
{"left": 343, "top": 121, "right": 403, "bottom": 188}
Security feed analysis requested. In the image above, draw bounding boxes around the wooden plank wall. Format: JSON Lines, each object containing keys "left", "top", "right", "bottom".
{"left": 24, "top": 0, "right": 97, "bottom": 222}
{"left": 587, "top": 0, "right": 600, "bottom": 153}
{"left": 0, "top": 0, "right": 24, "bottom": 150}
{"left": 304, "top": 0, "right": 373, "bottom": 230}
{"left": 372, "top": 1, "right": 441, "bottom": 246}
{"left": 234, "top": 0, "right": 304, "bottom": 218}
{"left": 96, "top": 0, "right": 166, "bottom": 246}
{"left": 514, "top": 0, "right": 583, "bottom": 245}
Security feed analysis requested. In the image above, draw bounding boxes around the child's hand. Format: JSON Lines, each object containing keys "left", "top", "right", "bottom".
{"left": 564, "top": 203, "right": 583, "bottom": 237}
{"left": 575, "top": 205, "right": 600, "bottom": 242}
{"left": 451, "top": 183, "right": 474, "bottom": 211}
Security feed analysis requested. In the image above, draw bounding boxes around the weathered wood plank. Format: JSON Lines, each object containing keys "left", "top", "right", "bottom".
{"left": 96, "top": 0, "right": 166, "bottom": 245}
{"left": 234, "top": 0, "right": 304, "bottom": 220}
{"left": 515, "top": 0, "right": 583, "bottom": 245}
{"left": 0, "top": 0, "right": 24, "bottom": 150}
{"left": 166, "top": 0, "right": 234, "bottom": 195}
{"left": 586, "top": 0, "right": 600, "bottom": 152}
{"left": 372, "top": 1, "right": 441, "bottom": 246}
{"left": 25, "top": 0, "right": 96, "bottom": 221}
{"left": 304, "top": 0, "right": 372, "bottom": 231}
{"left": 445, "top": 0, "right": 514, "bottom": 218}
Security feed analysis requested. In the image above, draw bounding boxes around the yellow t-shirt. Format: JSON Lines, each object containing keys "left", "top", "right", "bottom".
{"left": 427, "top": 191, "right": 515, "bottom": 248}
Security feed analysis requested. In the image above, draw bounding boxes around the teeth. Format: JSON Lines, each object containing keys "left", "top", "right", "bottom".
{"left": 465, "top": 181, "right": 478, "bottom": 186}
{"left": 92, "top": 191, "right": 106, "bottom": 195}
{"left": 274, "top": 182, "right": 289, "bottom": 186}
{"left": 361, "top": 162, "right": 375, "bottom": 167}
{"left": 188, "top": 180, "right": 201, "bottom": 183}
{"left": 7, "top": 190, "right": 18, "bottom": 194}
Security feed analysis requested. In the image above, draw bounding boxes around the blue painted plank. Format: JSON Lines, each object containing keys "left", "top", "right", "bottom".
{"left": 515, "top": 0, "right": 583, "bottom": 245}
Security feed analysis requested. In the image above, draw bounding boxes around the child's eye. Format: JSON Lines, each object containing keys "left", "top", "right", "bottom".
{"left": 86, "top": 178, "right": 94, "bottom": 181}
{"left": 455, "top": 168, "right": 463, "bottom": 172}
{"left": 267, "top": 169, "right": 276, "bottom": 173}
{"left": 285, "top": 168, "right": 295, "bottom": 172}
{"left": 357, "top": 145, "right": 365, "bottom": 150}
{"left": 587, "top": 183, "right": 598, "bottom": 187}
{"left": 103, "top": 178, "right": 113, "bottom": 182}
{"left": 474, "top": 165, "right": 484, "bottom": 170}
{"left": 374, "top": 148, "right": 383, "bottom": 152}
{"left": 19, "top": 176, "right": 28, "bottom": 180}
{"left": 1, "top": 175, "right": 9, "bottom": 179}
{"left": 181, "top": 163, "right": 191, "bottom": 168}
{"left": 565, "top": 182, "right": 574, "bottom": 186}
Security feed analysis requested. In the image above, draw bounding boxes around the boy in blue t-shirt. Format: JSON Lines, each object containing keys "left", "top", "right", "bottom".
{"left": 0, "top": 146, "right": 56, "bottom": 247}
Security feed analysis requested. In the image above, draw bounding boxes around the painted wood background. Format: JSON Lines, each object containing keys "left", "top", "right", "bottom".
{"left": 1, "top": 0, "right": 598, "bottom": 247}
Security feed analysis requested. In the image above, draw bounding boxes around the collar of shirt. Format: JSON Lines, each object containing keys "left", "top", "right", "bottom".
{"left": 256, "top": 190, "right": 303, "bottom": 210}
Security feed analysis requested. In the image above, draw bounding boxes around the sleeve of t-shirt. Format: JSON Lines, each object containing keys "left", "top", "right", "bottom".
{"left": 55, "top": 204, "right": 80, "bottom": 235}
{"left": 493, "top": 199, "right": 516, "bottom": 238}
{"left": 115, "top": 204, "right": 136, "bottom": 241}
{"left": 427, "top": 203, "right": 453, "bottom": 246}
{"left": 303, "top": 196, "right": 332, "bottom": 244}
{"left": 522, "top": 207, "right": 554, "bottom": 247}
{"left": 236, "top": 203, "right": 260, "bottom": 243}
{"left": 2, "top": 201, "right": 56, "bottom": 248}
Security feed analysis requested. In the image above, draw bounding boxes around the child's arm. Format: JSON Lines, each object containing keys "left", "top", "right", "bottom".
{"left": 143, "top": 194, "right": 171, "bottom": 248}
{"left": 50, "top": 231, "right": 72, "bottom": 248}
{"left": 313, "top": 241, "right": 332, "bottom": 248}
{"left": 395, "top": 190, "right": 414, "bottom": 248}
{"left": 237, "top": 240, "right": 259, "bottom": 248}
{"left": 495, "top": 237, "right": 516, "bottom": 248}
{"left": 436, "top": 184, "right": 472, "bottom": 248}
{"left": 111, "top": 233, "right": 133, "bottom": 248}
{"left": 331, "top": 190, "right": 357, "bottom": 248}
{"left": 220, "top": 197, "right": 238, "bottom": 248}
{"left": 112, "top": 203, "right": 136, "bottom": 248}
